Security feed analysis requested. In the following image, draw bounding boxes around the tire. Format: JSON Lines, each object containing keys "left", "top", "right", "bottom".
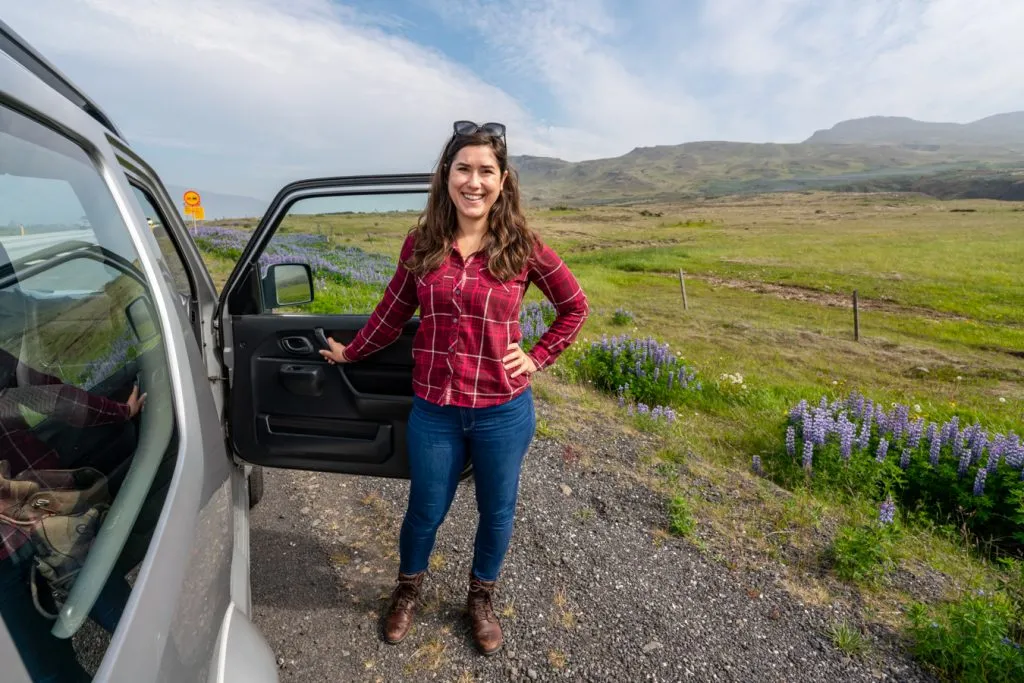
{"left": 248, "top": 465, "right": 265, "bottom": 509}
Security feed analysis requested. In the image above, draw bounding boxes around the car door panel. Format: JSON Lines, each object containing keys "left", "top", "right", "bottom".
{"left": 229, "top": 311, "right": 420, "bottom": 477}
{"left": 218, "top": 174, "right": 447, "bottom": 479}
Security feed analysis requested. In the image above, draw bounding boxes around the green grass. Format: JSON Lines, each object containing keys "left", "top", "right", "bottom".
{"left": 196, "top": 190, "right": 1024, "bottom": 679}
{"left": 828, "top": 620, "right": 869, "bottom": 657}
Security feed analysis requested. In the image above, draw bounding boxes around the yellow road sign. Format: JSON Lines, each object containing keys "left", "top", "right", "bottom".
{"left": 184, "top": 204, "right": 194, "bottom": 216}
{"left": 183, "top": 190, "right": 201, "bottom": 207}
{"left": 192, "top": 206, "right": 205, "bottom": 220}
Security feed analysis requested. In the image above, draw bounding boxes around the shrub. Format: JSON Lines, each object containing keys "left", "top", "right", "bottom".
{"left": 830, "top": 510, "right": 899, "bottom": 583}
{"left": 907, "top": 591, "right": 1024, "bottom": 682}
{"left": 668, "top": 495, "right": 695, "bottom": 537}
{"left": 779, "top": 392, "right": 1024, "bottom": 551}
{"left": 610, "top": 307, "right": 634, "bottom": 326}
{"left": 574, "top": 334, "right": 701, "bottom": 408}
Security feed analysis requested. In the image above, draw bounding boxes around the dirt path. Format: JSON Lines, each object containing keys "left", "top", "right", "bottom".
{"left": 249, "top": 398, "right": 933, "bottom": 682}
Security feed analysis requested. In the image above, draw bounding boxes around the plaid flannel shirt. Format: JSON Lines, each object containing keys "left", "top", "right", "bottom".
{"left": 344, "top": 233, "right": 589, "bottom": 408}
{"left": 1, "top": 349, "right": 130, "bottom": 560}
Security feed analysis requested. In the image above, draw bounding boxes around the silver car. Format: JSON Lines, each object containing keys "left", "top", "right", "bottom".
{"left": 1, "top": 20, "right": 430, "bottom": 682}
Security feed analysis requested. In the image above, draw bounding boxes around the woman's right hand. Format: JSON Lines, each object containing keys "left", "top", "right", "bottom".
{"left": 319, "top": 336, "right": 350, "bottom": 365}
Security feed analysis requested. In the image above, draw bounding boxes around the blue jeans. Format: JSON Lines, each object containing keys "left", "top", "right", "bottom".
{"left": 399, "top": 389, "right": 536, "bottom": 582}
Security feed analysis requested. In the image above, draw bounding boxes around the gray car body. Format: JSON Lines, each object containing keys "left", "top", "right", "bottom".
{"left": 1, "top": 21, "right": 278, "bottom": 683}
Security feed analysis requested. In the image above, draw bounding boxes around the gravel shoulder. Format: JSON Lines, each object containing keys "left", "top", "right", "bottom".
{"left": 250, "top": 396, "right": 934, "bottom": 683}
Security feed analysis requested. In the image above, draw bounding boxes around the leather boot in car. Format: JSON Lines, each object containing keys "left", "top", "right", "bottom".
{"left": 383, "top": 571, "right": 424, "bottom": 644}
{"left": 466, "top": 575, "right": 503, "bottom": 655}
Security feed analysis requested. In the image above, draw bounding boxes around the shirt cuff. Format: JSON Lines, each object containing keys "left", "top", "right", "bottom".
{"left": 526, "top": 345, "right": 552, "bottom": 371}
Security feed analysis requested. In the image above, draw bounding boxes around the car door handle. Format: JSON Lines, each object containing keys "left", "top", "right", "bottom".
{"left": 280, "top": 336, "right": 314, "bottom": 355}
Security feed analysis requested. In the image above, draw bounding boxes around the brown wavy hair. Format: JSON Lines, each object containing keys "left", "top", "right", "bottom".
{"left": 404, "top": 130, "right": 539, "bottom": 282}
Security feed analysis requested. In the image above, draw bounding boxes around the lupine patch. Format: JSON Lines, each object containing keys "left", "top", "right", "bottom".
{"left": 573, "top": 333, "right": 702, "bottom": 408}
{"left": 780, "top": 391, "right": 1024, "bottom": 549}
{"left": 192, "top": 226, "right": 395, "bottom": 287}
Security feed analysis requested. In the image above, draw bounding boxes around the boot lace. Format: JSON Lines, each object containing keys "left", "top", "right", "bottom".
{"left": 468, "top": 579, "right": 497, "bottom": 624}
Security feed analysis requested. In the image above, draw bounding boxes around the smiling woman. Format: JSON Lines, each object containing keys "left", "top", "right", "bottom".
{"left": 317, "top": 120, "right": 590, "bottom": 656}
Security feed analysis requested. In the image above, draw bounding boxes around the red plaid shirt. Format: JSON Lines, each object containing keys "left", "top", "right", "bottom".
{"left": 344, "top": 234, "right": 589, "bottom": 408}
{"left": 1, "top": 349, "right": 131, "bottom": 559}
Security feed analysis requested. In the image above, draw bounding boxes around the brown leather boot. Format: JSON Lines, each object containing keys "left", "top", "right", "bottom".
{"left": 383, "top": 571, "right": 424, "bottom": 644}
{"left": 466, "top": 575, "right": 503, "bottom": 655}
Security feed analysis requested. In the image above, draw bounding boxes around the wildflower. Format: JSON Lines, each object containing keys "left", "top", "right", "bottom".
{"left": 802, "top": 440, "right": 814, "bottom": 472}
{"left": 913, "top": 404, "right": 922, "bottom": 413}
{"left": 878, "top": 497, "right": 896, "bottom": 525}
{"left": 899, "top": 449, "right": 911, "bottom": 470}
{"left": 786, "top": 426, "right": 796, "bottom": 458}
{"left": 973, "top": 468, "right": 987, "bottom": 496}
{"left": 752, "top": 455, "right": 763, "bottom": 476}
{"left": 876, "top": 438, "right": 889, "bottom": 463}
{"left": 999, "top": 397, "right": 1007, "bottom": 404}
{"left": 929, "top": 434, "right": 941, "bottom": 466}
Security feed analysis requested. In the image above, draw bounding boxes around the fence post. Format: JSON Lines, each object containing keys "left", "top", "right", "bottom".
{"left": 853, "top": 290, "right": 860, "bottom": 341}
{"left": 679, "top": 269, "right": 689, "bottom": 310}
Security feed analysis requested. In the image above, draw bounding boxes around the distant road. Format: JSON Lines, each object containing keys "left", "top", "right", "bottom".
{"left": 1, "top": 229, "right": 94, "bottom": 261}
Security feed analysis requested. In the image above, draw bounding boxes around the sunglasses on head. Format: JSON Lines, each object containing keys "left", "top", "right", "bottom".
{"left": 453, "top": 120, "right": 506, "bottom": 145}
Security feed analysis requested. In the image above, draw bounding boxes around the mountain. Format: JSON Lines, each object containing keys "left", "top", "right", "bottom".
{"left": 804, "top": 112, "right": 1024, "bottom": 148}
{"left": 511, "top": 112, "right": 1024, "bottom": 204}
{"left": 165, "top": 185, "right": 268, "bottom": 220}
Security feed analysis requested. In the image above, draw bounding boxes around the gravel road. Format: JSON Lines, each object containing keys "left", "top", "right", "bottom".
{"left": 250, "top": 399, "right": 934, "bottom": 682}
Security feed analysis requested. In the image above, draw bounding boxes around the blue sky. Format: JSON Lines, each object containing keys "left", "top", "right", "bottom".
{"left": 5, "top": 0, "right": 1024, "bottom": 199}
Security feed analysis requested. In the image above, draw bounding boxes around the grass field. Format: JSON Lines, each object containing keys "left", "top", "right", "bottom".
{"left": 198, "top": 190, "right": 1024, "bottom": 676}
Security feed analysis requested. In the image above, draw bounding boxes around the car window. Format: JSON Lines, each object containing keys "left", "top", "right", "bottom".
{"left": 0, "top": 104, "right": 179, "bottom": 680}
{"left": 129, "top": 185, "right": 193, "bottom": 304}
{"left": 195, "top": 193, "right": 427, "bottom": 314}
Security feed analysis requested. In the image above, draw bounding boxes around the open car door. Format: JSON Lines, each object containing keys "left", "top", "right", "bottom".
{"left": 216, "top": 174, "right": 435, "bottom": 478}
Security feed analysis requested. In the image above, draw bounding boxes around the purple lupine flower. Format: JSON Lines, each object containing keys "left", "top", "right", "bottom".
{"left": 973, "top": 468, "right": 987, "bottom": 497}
{"left": 875, "top": 405, "right": 889, "bottom": 437}
{"left": 789, "top": 399, "right": 809, "bottom": 424}
{"left": 907, "top": 418, "right": 925, "bottom": 450}
{"left": 812, "top": 414, "right": 828, "bottom": 446}
{"left": 958, "top": 447, "right": 971, "bottom": 478}
{"left": 953, "top": 428, "right": 966, "bottom": 461}
{"left": 840, "top": 419, "right": 855, "bottom": 462}
{"left": 1005, "top": 435, "right": 1024, "bottom": 469}
{"left": 900, "top": 449, "right": 911, "bottom": 470}
{"left": 858, "top": 408, "right": 874, "bottom": 450}
{"left": 786, "top": 426, "right": 797, "bottom": 458}
{"left": 752, "top": 455, "right": 763, "bottom": 476}
{"left": 876, "top": 438, "right": 889, "bottom": 463}
{"left": 802, "top": 440, "right": 814, "bottom": 472}
{"left": 637, "top": 403, "right": 650, "bottom": 415}
{"left": 986, "top": 436, "right": 1004, "bottom": 474}
{"left": 970, "top": 430, "right": 988, "bottom": 467}
{"left": 946, "top": 416, "right": 960, "bottom": 448}
{"left": 664, "top": 408, "right": 678, "bottom": 424}
{"left": 879, "top": 497, "right": 896, "bottom": 525}
{"left": 929, "top": 434, "right": 942, "bottom": 466}
{"left": 925, "top": 422, "right": 938, "bottom": 449}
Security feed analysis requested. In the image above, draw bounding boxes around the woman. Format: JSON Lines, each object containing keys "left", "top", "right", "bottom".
{"left": 319, "top": 120, "right": 589, "bottom": 655}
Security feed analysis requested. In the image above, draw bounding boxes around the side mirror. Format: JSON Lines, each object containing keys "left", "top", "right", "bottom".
{"left": 262, "top": 263, "right": 314, "bottom": 310}
{"left": 125, "top": 296, "right": 158, "bottom": 342}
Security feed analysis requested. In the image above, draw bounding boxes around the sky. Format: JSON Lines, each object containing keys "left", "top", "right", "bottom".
{"left": 4, "top": 0, "right": 1024, "bottom": 200}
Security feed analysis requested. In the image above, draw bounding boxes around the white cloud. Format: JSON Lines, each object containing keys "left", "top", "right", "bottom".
{"left": 684, "top": 0, "right": 1024, "bottom": 140}
{"left": 2, "top": 0, "right": 543, "bottom": 196}
{"left": 4, "top": 0, "right": 1023, "bottom": 198}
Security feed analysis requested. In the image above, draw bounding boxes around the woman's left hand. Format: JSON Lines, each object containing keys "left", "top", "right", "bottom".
{"left": 503, "top": 343, "right": 538, "bottom": 379}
